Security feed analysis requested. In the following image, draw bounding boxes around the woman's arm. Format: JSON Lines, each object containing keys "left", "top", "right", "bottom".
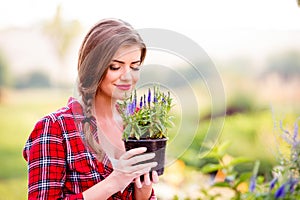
{"left": 23, "top": 117, "right": 83, "bottom": 199}
{"left": 24, "top": 117, "right": 158, "bottom": 199}
{"left": 83, "top": 148, "right": 158, "bottom": 200}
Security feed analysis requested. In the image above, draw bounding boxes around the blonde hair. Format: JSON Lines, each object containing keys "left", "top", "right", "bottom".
{"left": 77, "top": 18, "right": 146, "bottom": 160}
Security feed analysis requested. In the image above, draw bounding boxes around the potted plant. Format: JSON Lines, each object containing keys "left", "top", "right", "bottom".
{"left": 117, "top": 85, "right": 174, "bottom": 176}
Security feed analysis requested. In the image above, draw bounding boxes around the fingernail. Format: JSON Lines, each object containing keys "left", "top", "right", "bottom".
{"left": 149, "top": 153, "right": 155, "bottom": 158}
{"left": 141, "top": 147, "right": 147, "bottom": 151}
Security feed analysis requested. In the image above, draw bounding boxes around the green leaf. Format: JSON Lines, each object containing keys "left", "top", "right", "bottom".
{"left": 213, "top": 182, "right": 231, "bottom": 187}
{"left": 228, "top": 157, "right": 252, "bottom": 167}
{"left": 134, "top": 123, "right": 142, "bottom": 138}
{"left": 123, "top": 124, "right": 132, "bottom": 139}
{"left": 233, "top": 172, "right": 252, "bottom": 188}
{"left": 199, "top": 150, "right": 220, "bottom": 159}
{"left": 201, "top": 164, "right": 222, "bottom": 173}
{"left": 238, "top": 172, "right": 252, "bottom": 182}
{"left": 199, "top": 141, "right": 232, "bottom": 159}
{"left": 216, "top": 140, "right": 231, "bottom": 157}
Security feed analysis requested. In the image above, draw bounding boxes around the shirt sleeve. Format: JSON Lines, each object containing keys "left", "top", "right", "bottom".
{"left": 23, "top": 116, "right": 84, "bottom": 200}
{"left": 149, "top": 188, "right": 157, "bottom": 200}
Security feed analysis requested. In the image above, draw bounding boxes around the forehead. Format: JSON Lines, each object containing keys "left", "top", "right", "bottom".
{"left": 113, "top": 45, "right": 142, "bottom": 60}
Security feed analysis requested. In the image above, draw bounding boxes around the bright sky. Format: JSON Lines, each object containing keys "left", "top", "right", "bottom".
{"left": 1, "top": 0, "right": 299, "bottom": 31}
{"left": 1, "top": 0, "right": 300, "bottom": 64}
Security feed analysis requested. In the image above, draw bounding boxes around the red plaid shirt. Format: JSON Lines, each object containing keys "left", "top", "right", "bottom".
{"left": 23, "top": 97, "right": 156, "bottom": 200}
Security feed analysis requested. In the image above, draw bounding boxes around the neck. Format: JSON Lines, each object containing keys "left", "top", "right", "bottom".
{"left": 94, "top": 93, "right": 124, "bottom": 159}
{"left": 94, "top": 93, "right": 117, "bottom": 120}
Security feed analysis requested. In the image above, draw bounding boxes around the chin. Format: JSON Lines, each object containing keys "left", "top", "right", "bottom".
{"left": 113, "top": 91, "right": 131, "bottom": 101}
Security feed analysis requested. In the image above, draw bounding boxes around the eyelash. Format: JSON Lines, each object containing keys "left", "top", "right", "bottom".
{"left": 109, "top": 65, "right": 120, "bottom": 71}
{"left": 131, "top": 66, "right": 140, "bottom": 71}
{"left": 109, "top": 65, "right": 140, "bottom": 71}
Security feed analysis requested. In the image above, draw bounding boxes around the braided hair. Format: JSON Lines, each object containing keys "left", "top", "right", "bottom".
{"left": 77, "top": 18, "right": 146, "bottom": 160}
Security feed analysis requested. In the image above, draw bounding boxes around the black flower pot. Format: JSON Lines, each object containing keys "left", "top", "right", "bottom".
{"left": 124, "top": 138, "right": 167, "bottom": 176}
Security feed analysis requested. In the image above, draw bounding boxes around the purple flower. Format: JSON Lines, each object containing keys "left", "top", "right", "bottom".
{"left": 140, "top": 96, "right": 143, "bottom": 108}
{"left": 126, "top": 102, "right": 135, "bottom": 116}
{"left": 133, "top": 91, "right": 137, "bottom": 109}
{"left": 249, "top": 176, "right": 256, "bottom": 192}
{"left": 269, "top": 177, "right": 278, "bottom": 191}
{"left": 275, "top": 184, "right": 286, "bottom": 199}
{"left": 153, "top": 88, "right": 157, "bottom": 103}
{"left": 288, "top": 178, "right": 298, "bottom": 193}
{"left": 280, "top": 120, "right": 290, "bottom": 135}
{"left": 293, "top": 119, "right": 299, "bottom": 141}
{"left": 147, "top": 88, "right": 151, "bottom": 106}
{"left": 143, "top": 94, "right": 146, "bottom": 108}
{"left": 132, "top": 97, "right": 136, "bottom": 111}
{"left": 125, "top": 104, "right": 130, "bottom": 116}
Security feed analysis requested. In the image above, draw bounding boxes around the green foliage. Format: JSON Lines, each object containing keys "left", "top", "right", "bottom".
{"left": 265, "top": 51, "right": 300, "bottom": 81}
{"left": 198, "top": 140, "right": 253, "bottom": 199}
{"left": 195, "top": 116, "right": 300, "bottom": 200}
{"left": 42, "top": 5, "right": 81, "bottom": 61}
{"left": 0, "top": 89, "right": 70, "bottom": 199}
{"left": 0, "top": 50, "right": 10, "bottom": 87}
{"left": 227, "top": 92, "right": 256, "bottom": 114}
{"left": 118, "top": 86, "right": 174, "bottom": 140}
{"left": 244, "top": 116, "right": 300, "bottom": 199}
{"left": 14, "top": 70, "right": 51, "bottom": 89}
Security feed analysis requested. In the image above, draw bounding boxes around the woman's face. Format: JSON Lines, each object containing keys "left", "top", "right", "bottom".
{"left": 98, "top": 45, "right": 142, "bottom": 100}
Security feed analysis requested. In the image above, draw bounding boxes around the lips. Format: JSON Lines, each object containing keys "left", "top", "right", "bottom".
{"left": 115, "top": 84, "right": 131, "bottom": 91}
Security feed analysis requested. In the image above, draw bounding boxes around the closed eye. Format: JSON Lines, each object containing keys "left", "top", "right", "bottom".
{"left": 130, "top": 62, "right": 141, "bottom": 71}
{"left": 109, "top": 64, "right": 120, "bottom": 71}
{"left": 130, "top": 65, "right": 140, "bottom": 71}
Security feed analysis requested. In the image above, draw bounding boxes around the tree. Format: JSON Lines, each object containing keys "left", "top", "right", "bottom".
{"left": 14, "top": 70, "right": 51, "bottom": 89}
{"left": 265, "top": 51, "right": 300, "bottom": 81}
{"left": 0, "top": 50, "right": 9, "bottom": 87}
{"left": 0, "top": 50, "right": 10, "bottom": 102}
{"left": 42, "top": 5, "right": 82, "bottom": 87}
{"left": 43, "top": 5, "right": 81, "bottom": 62}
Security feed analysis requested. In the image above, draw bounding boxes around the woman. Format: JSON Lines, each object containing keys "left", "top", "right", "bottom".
{"left": 23, "top": 18, "right": 159, "bottom": 199}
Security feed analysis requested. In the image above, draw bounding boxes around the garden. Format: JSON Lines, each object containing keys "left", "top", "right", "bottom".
{"left": 0, "top": 69, "right": 299, "bottom": 199}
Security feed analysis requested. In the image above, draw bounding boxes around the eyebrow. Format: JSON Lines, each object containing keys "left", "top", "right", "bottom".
{"left": 112, "top": 59, "right": 141, "bottom": 64}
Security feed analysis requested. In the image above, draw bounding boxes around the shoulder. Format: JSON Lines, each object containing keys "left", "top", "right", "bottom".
{"left": 23, "top": 97, "right": 85, "bottom": 160}
{"left": 31, "top": 97, "right": 84, "bottom": 137}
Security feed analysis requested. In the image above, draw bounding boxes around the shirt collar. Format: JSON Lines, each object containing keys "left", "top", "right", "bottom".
{"left": 67, "top": 97, "right": 99, "bottom": 143}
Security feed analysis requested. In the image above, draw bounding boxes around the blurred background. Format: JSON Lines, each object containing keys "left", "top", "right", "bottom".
{"left": 0, "top": 0, "right": 300, "bottom": 199}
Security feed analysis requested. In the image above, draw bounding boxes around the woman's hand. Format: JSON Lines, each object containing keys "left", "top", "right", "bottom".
{"left": 82, "top": 147, "right": 157, "bottom": 199}
{"left": 135, "top": 170, "right": 159, "bottom": 188}
{"left": 82, "top": 147, "right": 158, "bottom": 199}
{"left": 134, "top": 171, "right": 159, "bottom": 199}
{"left": 111, "top": 147, "right": 158, "bottom": 192}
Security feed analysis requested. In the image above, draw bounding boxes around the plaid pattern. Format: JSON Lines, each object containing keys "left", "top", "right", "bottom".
{"left": 23, "top": 97, "right": 156, "bottom": 200}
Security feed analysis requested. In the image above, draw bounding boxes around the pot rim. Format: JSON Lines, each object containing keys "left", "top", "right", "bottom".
{"left": 123, "top": 137, "right": 168, "bottom": 142}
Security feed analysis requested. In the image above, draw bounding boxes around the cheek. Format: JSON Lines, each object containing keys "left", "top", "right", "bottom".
{"left": 132, "top": 72, "right": 140, "bottom": 83}
{"left": 104, "top": 71, "right": 121, "bottom": 83}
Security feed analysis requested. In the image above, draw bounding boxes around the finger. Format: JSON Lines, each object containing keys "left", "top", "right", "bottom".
{"left": 114, "top": 162, "right": 157, "bottom": 174}
{"left": 144, "top": 173, "right": 151, "bottom": 186}
{"left": 151, "top": 170, "right": 159, "bottom": 184}
{"left": 127, "top": 162, "right": 157, "bottom": 174}
{"left": 135, "top": 177, "right": 142, "bottom": 188}
{"left": 126, "top": 153, "right": 155, "bottom": 166}
{"left": 120, "top": 147, "right": 147, "bottom": 160}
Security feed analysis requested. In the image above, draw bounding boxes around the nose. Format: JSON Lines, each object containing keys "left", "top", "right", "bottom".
{"left": 120, "top": 67, "right": 132, "bottom": 81}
